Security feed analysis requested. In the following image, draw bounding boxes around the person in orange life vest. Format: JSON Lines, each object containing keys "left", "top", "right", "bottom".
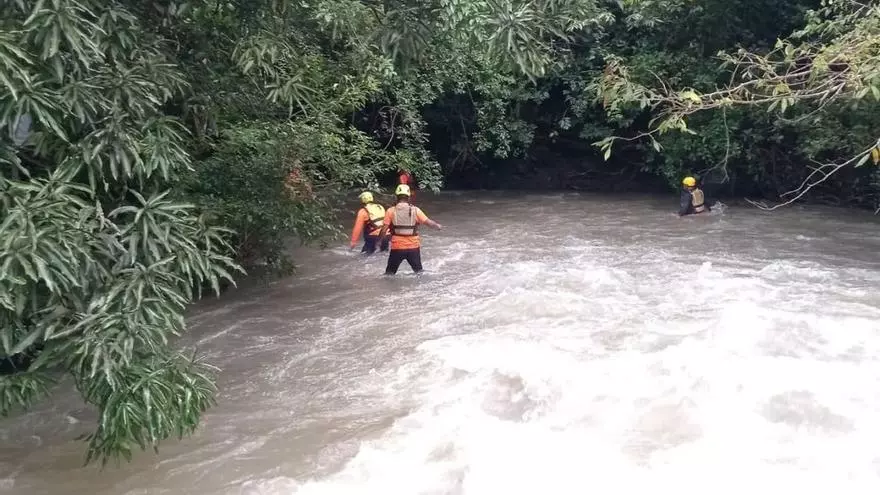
{"left": 377, "top": 184, "right": 442, "bottom": 275}
{"left": 398, "top": 169, "right": 414, "bottom": 201}
{"left": 350, "top": 191, "right": 390, "bottom": 254}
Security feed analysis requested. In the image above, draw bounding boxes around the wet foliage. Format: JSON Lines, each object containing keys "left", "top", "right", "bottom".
{"left": 0, "top": 0, "right": 243, "bottom": 465}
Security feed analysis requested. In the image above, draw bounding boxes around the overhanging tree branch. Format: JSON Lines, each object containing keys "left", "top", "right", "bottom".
{"left": 592, "top": 0, "right": 880, "bottom": 209}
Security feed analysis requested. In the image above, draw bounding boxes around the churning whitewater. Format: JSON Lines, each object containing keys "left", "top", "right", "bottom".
{"left": 3, "top": 192, "right": 880, "bottom": 495}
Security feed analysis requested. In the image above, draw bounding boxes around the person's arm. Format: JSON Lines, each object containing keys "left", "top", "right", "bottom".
{"left": 350, "top": 209, "right": 366, "bottom": 248}
{"left": 377, "top": 208, "right": 393, "bottom": 239}
{"left": 416, "top": 209, "right": 442, "bottom": 229}
{"left": 678, "top": 190, "right": 691, "bottom": 217}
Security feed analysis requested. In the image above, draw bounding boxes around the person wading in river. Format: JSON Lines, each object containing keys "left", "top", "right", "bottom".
{"left": 679, "top": 176, "right": 710, "bottom": 217}
{"left": 350, "top": 191, "right": 390, "bottom": 254}
{"left": 378, "top": 184, "right": 442, "bottom": 275}
{"left": 398, "top": 169, "right": 415, "bottom": 202}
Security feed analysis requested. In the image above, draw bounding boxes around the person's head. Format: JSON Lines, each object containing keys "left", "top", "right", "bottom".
{"left": 395, "top": 184, "right": 411, "bottom": 202}
{"left": 682, "top": 176, "right": 697, "bottom": 190}
{"left": 359, "top": 191, "right": 374, "bottom": 204}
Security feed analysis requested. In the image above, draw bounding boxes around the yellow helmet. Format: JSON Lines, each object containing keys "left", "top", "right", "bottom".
{"left": 359, "top": 191, "right": 373, "bottom": 203}
{"left": 395, "top": 184, "right": 411, "bottom": 197}
{"left": 682, "top": 176, "right": 696, "bottom": 187}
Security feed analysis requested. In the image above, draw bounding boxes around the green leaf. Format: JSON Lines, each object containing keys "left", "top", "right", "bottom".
{"left": 10, "top": 327, "right": 42, "bottom": 356}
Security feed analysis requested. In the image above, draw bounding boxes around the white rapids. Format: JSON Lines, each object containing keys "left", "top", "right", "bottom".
{"left": 3, "top": 192, "right": 880, "bottom": 495}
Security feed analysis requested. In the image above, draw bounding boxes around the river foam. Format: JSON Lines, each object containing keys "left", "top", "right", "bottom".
{"left": 2, "top": 194, "right": 880, "bottom": 495}
{"left": 281, "top": 202, "right": 880, "bottom": 495}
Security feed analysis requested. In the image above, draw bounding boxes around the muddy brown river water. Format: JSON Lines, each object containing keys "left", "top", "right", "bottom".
{"left": 3, "top": 192, "right": 880, "bottom": 495}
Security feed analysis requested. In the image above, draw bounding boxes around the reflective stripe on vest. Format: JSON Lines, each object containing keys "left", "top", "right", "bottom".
{"left": 390, "top": 204, "right": 419, "bottom": 236}
{"left": 362, "top": 203, "right": 385, "bottom": 232}
{"left": 691, "top": 188, "right": 706, "bottom": 213}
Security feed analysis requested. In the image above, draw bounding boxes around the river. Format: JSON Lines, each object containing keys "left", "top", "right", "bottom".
{"left": 3, "top": 192, "right": 880, "bottom": 495}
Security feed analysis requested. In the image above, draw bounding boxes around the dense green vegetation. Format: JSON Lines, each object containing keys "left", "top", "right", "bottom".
{"left": 1, "top": 0, "right": 877, "bottom": 464}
